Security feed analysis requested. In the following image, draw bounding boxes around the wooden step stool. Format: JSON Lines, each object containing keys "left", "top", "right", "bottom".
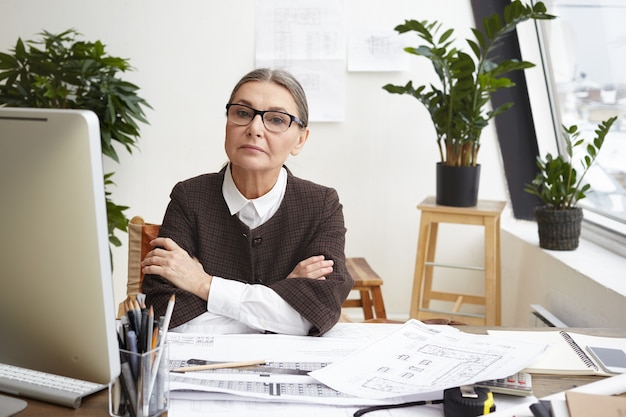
{"left": 343, "top": 257, "right": 387, "bottom": 320}
{"left": 410, "top": 196, "right": 506, "bottom": 325}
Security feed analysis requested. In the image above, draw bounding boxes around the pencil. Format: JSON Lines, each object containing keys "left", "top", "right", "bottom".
{"left": 151, "top": 326, "right": 159, "bottom": 351}
{"left": 146, "top": 294, "right": 175, "bottom": 415}
{"left": 145, "top": 306, "right": 154, "bottom": 353}
{"left": 172, "top": 359, "right": 267, "bottom": 373}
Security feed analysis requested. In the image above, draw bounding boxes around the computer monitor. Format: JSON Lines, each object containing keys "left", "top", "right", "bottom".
{"left": 0, "top": 107, "right": 120, "bottom": 384}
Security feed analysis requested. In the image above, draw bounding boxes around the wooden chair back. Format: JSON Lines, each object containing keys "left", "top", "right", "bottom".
{"left": 117, "top": 216, "right": 159, "bottom": 317}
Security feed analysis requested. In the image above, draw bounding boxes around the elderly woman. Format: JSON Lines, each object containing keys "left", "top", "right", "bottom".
{"left": 142, "top": 68, "right": 353, "bottom": 336}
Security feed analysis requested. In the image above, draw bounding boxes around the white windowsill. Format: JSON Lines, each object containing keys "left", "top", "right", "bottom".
{"left": 502, "top": 216, "right": 626, "bottom": 298}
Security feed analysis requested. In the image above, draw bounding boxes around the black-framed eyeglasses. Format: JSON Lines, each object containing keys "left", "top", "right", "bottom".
{"left": 226, "top": 103, "right": 306, "bottom": 133}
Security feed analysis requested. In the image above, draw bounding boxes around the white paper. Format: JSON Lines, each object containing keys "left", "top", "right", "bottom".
{"left": 166, "top": 331, "right": 364, "bottom": 363}
{"left": 311, "top": 320, "right": 548, "bottom": 400}
{"left": 255, "top": 0, "right": 345, "bottom": 122}
{"left": 550, "top": 399, "right": 571, "bottom": 417}
{"left": 166, "top": 329, "right": 389, "bottom": 406}
{"left": 169, "top": 397, "right": 445, "bottom": 417}
{"left": 348, "top": 29, "right": 409, "bottom": 72}
{"left": 255, "top": 0, "right": 344, "bottom": 62}
{"left": 169, "top": 398, "right": 358, "bottom": 417}
{"left": 165, "top": 321, "right": 547, "bottom": 407}
{"left": 169, "top": 391, "right": 535, "bottom": 417}
{"left": 321, "top": 321, "right": 411, "bottom": 339}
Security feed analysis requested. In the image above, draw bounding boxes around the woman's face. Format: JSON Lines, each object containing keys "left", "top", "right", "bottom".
{"left": 225, "top": 80, "right": 309, "bottom": 176}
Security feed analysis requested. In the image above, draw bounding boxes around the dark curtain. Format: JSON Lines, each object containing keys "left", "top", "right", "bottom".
{"left": 470, "top": 0, "right": 543, "bottom": 219}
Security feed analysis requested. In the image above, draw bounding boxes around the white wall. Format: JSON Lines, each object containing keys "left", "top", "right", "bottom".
{"left": 2, "top": 0, "right": 513, "bottom": 320}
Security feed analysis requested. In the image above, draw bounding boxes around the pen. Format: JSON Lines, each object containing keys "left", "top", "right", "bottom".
{"left": 127, "top": 309, "right": 138, "bottom": 333}
{"left": 122, "top": 322, "right": 130, "bottom": 349}
{"left": 119, "top": 362, "right": 137, "bottom": 417}
{"left": 116, "top": 328, "right": 126, "bottom": 350}
{"left": 172, "top": 359, "right": 268, "bottom": 373}
{"left": 139, "top": 308, "right": 149, "bottom": 353}
{"left": 125, "top": 329, "right": 139, "bottom": 379}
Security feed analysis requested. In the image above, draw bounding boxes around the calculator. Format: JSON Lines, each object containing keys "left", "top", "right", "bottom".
{"left": 474, "top": 372, "right": 533, "bottom": 396}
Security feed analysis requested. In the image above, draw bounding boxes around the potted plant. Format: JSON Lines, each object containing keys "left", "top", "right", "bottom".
{"left": 383, "top": 1, "right": 555, "bottom": 207}
{"left": 524, "top": 116, "right": 617, "bottom": 250}
{"left": 0, "top": 29, "right": 151, "bottom": 252}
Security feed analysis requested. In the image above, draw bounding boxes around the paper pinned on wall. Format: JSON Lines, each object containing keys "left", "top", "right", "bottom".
{"left": 255, "top": 0, "right": 345, "bottom": 122}
{"left": 347, "top": 29, "right": 409, "bottom": 72}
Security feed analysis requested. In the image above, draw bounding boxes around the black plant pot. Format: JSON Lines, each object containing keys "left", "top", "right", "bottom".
{"left": 534, "top": 206, "right": 583, "bottom": 250}
{"left": 436, "top": 163, "right": 481, "bottom": 207}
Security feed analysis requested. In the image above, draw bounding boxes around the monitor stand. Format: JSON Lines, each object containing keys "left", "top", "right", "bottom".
{"left": 0, "top": 394, "right": 28, "bottom": 416}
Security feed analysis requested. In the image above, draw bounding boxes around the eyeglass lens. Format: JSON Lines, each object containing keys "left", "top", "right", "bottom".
{"left": 227, "top": 104, "right": 296, "bottom": 133}
{"left": 227, "top": 104, "right": 302, "bottom": 132}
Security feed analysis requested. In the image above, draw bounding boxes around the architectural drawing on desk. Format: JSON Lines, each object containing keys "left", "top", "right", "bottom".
{"left": 362, "top": 342, "right": 503, "bottom": 393}
{"left": 168, "top": 333, "right": 214, "bottom": 347}
{"left": 170, "top": 372, "right": 355, "bottom": 400}
{"left": 166, "top": 331, "right": 383, "bottom": 406}
{"left": 310, "top": 320, "right": 548, "bottom": 400}
{"left": 170, "top": 360, "right": 330, "bottom": 374}
{"left": 167, "top": 362, "right": 383, "bottom": 407}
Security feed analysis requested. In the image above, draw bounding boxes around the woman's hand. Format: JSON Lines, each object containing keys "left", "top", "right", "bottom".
{"left": 141, "top": 237, "right": 212, "bottom": 300}
{"left": 287, "top": 255, "right": 334, "bottom": 280}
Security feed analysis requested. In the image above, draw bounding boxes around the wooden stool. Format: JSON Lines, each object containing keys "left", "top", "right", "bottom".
{"left": 410, "top": 196, "right": 506, "bottom": 325}
{"left": 343, "top": 257, "right": 387, "bottom": 320}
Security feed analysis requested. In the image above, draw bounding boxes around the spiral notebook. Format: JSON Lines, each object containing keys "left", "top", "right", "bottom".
{"left": 488, "top": 330, "right": 626, "bottom": 376}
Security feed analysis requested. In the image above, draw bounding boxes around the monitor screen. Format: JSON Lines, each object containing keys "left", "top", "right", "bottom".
{"left": 0, "top": 107, "right": 120, "bottom": 384}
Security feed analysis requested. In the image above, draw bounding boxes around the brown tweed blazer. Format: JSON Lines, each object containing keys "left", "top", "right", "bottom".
{"left": 142, "top": 166, "right": 353, "bottom": 336}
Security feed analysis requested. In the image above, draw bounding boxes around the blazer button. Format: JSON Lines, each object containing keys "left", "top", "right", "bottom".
{"left": 252, "top": 237, "right": 262, "bottom": 246}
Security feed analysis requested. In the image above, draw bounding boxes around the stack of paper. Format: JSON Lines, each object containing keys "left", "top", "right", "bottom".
{"left": 167, "top": 320, "right": 548, "bottom": 406}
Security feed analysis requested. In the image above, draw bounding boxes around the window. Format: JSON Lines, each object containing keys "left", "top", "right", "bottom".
{"left": 537, "top": 0, "right": 626, "bottom": 255}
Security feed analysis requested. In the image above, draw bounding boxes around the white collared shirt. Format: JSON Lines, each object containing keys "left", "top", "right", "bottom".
{"left": 172, "top": 164, "right": 312, "bottom": 335}
{"left": 222, "top": 163, "right": 287, "bottom": 229}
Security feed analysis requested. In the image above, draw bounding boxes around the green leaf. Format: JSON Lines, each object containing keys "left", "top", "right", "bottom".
{"left": 14, "top": 38, "right": 26, "bottom": 59}
{"left": 435, "top": 29, "right": 451, "bottom": 44}
{"left": 466, "top": 39, "right": 481, "bottom": 60}
{"left": 383, "top": 1, "right": 555, "bottom": 166}
{"left": 526, "top": 117, "right": 617, "bottom": 208}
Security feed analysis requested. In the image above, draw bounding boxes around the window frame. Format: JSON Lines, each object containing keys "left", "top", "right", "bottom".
{"left": 471, "top": 0, "right": 626, "bottom": 257}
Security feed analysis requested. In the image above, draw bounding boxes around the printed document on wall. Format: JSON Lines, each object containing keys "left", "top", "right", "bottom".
{"left": 255, "top": 0, "right": 345, "bottom": 122}
{"left": 348, "top": 29, "right": 409, "bottom": 72}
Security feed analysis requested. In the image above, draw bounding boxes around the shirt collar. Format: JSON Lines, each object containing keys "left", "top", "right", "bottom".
{"left": 222, "top": 164, "right": 287, "bottom": 220}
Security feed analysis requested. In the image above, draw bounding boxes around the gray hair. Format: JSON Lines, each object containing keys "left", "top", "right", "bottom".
{"left": 228, "top": 68, "right": 309, "bottom": 128}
